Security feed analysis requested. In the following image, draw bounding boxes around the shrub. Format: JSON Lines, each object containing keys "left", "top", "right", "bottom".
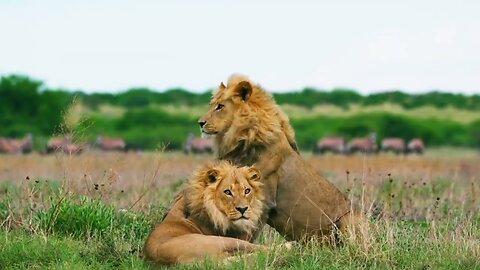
{"left": 34, "top": 196, "right": 151, "bottom": 239}
{"left": 291, "top": 113, "right": 472, "bottom": 149}
{"left": 35, "top": 197, "right": 115, "bottom": 237}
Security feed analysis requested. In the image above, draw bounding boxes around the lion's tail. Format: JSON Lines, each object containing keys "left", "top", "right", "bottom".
{"left": 336, "top": 208, "right": 371, "bottom": 246}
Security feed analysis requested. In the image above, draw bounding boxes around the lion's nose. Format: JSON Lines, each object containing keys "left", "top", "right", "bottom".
{"left": 198, "top": 120, "right": 207, "bottom": 128}
{"left": 236, "top": 206, "right": 248, "bottom": 215}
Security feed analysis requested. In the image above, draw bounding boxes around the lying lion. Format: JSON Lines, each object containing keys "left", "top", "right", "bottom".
{"left": 144, "top": 161, "right": 266, "bottom": 265}
{"left": 199, "top": 74, "right": 363, "bottom": 242}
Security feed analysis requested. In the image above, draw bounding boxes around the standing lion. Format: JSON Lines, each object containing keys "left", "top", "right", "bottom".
{"left": 199, "top": 74, "right": 363, "bottom": 242}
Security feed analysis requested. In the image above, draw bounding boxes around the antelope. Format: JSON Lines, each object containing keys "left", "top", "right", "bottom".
{"left": 347, "top": 133, "right": 378, "bottom": 154}
{"left": 313, "top": 136, "right": 346, "bottom": 154}
{"left": 183, "top": 133, "right": 213, "bottom": 154}
{"left": 0, "top": 134, "right": 32, "bottom": 154}
{"left": 46, "top": 135, "right": 83, "bottom": 155}
{"left": 407, "top": 138, "right": 425, "bottom": 154}
{"left": 381, "top": 137, "right": 406, "bottom": 154}
{"left": 95, "top": 135, "right": 126, "bottom": 151}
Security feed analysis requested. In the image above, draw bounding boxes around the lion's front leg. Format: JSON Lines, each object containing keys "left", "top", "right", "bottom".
{"left": 150, "top": 234, "right": 265, "bottom": 265}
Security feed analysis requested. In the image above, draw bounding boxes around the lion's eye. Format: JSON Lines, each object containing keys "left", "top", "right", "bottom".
{"left": 215, "top": 104, "right": 224, "bottom": 111}
{"left": 224, "top": 189, "right": 232, "bottom": 196}
{"left": 244, "top": 188, "right": 251, "bottom": 195}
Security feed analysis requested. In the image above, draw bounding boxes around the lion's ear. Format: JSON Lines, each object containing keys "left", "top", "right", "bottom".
{"left": 235, "top": 81, "right": 253, "bottom": 101}
{"left": 247, "top": 167, "right": 261, "bottom": 182}
{"left": 219, "top": 82, "right": 226, "bottom": 90}
{"left": 206, "top": 168, "right": 219, "bottom": 183}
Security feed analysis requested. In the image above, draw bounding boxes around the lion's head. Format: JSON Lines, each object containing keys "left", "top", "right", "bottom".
{"left": 185, "top": 161, "right": 264, "bottom": 235}
{"left": 199, "top": 74, "right": 297, "bottom": 158}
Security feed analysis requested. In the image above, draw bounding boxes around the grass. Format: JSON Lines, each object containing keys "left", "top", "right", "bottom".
{"left": 2, "top": 214, "right": 479, "bottom": 269}
{"left": 281, "top": 103, "right": 480, "bottom": 124}
{"left": 73, "top": 102, "right": 480, "bottom": 125}
{"left": 0, "top": 230, "right": 150, "bottom": 269}
{"left": 1, "top": 151, "right": 479, "bottom": 269}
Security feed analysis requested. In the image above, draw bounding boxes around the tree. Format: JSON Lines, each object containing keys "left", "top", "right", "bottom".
{"left": 0, "top": 75, "right": 72, "bottom": 136}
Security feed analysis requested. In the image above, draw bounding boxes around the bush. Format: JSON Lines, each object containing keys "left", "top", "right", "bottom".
{"left": 34, "top": 197, "right": 151, "bottom": 239}
{"left": 469, "top": 120, "right": 480, "bottom": 148}
{"left": 115, "top": 108, "right": 196, "bottom": 150}
{"left": 0, "top": 75, "right": 72, "bottom": 137}
{"left": 291, "top": 113, "right": 473, "bottom": 149}
{"left": 2, "top": 74, "right": 479, "bottom": 151}
{"left": 35, "top": 197, "right": 115, "bottom": 237}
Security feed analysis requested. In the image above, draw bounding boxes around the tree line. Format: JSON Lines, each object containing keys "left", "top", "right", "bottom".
{"left": 78, "top": 86, "right": 480, "bottom": 110}
{"left": 1, "top": 74, "right": 479, "bottom": 150}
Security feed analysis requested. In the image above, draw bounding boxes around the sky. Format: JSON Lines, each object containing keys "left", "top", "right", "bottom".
{"left": 0, "top": 0, "right": 479, "bottom": 94}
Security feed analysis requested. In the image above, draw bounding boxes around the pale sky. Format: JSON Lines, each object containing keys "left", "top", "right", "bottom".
{"left": 0, "top": 0, "right": 479, "bottom": 94}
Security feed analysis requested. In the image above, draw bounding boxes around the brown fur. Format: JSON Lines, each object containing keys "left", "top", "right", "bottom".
{"left": 199, "top": 74, "right": 363, "bottom": 241}
{"left": 143, "top": 161, "right": 265, "bottom": 265}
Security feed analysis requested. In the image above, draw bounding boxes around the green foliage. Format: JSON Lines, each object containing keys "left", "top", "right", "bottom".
{"left": 2, "top": 218, "right": 479, "bottom": 269}
{"left": 273, "top": 88, "right": 480, "bottom": 110}
{"left": 0, "top": 75, "right": 73, "bottom": 137}
{"left": 0, "top": 200, "right": 8, "bottom": 222}
{"left": 67, "top": 108, "right": 197, "bottom": 150}
{"left": 361, "top": 90, "right": 480, "bottom": 110}
{"left": 72, "top": 110, "right": 480, "bottom": 151}
{"left": 34, "top": 196, "right": 151, "bottom": 239}
{"left": 274, "top": 87, "right": 363, "bottom": 108}
{"left": 116, "top": 108, "right": 196, "bottom": 150}
{"left": 38, "top": 90, "right": 73, "bottom": 134}
{"left": 78, "top": 87, "right": 212, "bottom": 109}
{"left": 291, "top": 113, "right": 474, "bottom": 149}
{"left": 0, "top": 230, "right": 150, "bottom": 269}
{"left": 117, "top": 108, "right": 192, "bottom": 129}
{"left": 0, "top": 184, "right": 163, "bottom": 269}
{"left": 77, "top": 92, "right": 116, "bottom": 110}
{"left": 116, "top": 88, "right": 155, "bottom": 107}
{"left": 469, "top": 119, "right": 480, "bottom": 147}
{"left": 1, "top": 74, "right": 479, "bottom": 151}
{"left": 35, "top": 196, "right": 115, "bottom": 237}
{"left": 1, "top": 172, "right": 479, "bottom": 269}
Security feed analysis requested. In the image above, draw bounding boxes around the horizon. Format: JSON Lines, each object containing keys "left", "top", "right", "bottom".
{"left": 3, "top": 72, "right": 480, "bottom": 96}
{"left": 4, "top": 72, "right": 480, "bottom": 97}
{"left": 1, "top": 1, "right": 479, "bottom": 95}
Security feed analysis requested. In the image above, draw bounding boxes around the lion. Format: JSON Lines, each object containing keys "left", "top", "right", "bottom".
{"left": 143, "top": 161, "right": 266, "bottom": 265}
{"left": 198, "top": 74, "right": 364, "bottom": 242}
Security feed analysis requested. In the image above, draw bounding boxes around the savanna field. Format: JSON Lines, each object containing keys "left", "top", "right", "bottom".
{"left": 2, "top": 2, "right": 480, "bottom": 268}
{"left": 1, "top": 75, "right": 480, "bottom": 269}
{"left": 1, "top": 149, "right": 479, "bottom": 269}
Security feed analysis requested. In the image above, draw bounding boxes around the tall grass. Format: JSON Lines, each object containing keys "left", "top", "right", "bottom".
{"left": 1, "top": 151, "right": 479, "bottom": 269}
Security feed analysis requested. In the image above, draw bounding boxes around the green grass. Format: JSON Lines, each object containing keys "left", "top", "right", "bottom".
{"left": 2, "top": 220, "right": 479, "bottom": 269}
{"left": 0, "top": 230, "right": 149, "bottom": 269}
{"left": 1, "top": 178, "right": 479, "bottom": 270}
{"left": 0, "top": 191, "right": 160, "bottom": 269}
{"left": 79, "top": 102, "right": 480, "bottom": 124}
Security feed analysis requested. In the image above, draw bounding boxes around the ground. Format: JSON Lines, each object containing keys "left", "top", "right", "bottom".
{"left": 1, "top": 149, "right": 479, "bottom": 269}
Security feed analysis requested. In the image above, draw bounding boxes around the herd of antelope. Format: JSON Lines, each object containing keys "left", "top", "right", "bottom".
{"left": 0, "top": 134, "right": 126, "bottom": 154}
{"left": 183, "top": 133, "right": 426, "bottom": 155}
{"left": 313, "top": 133, "right": 425, "bottom": 155}
{"left": 0, "top": 133, "right": 213, "bottom": 155}
{"left": 1, "top": 133, "right": 424, "bottom": 155}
